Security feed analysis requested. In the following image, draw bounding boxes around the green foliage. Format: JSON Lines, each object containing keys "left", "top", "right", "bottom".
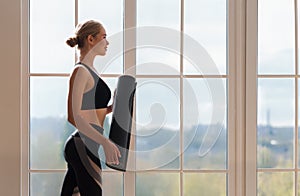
{"left": 257, "top": 172, "right": 294, "bottom": 196}
{"left": 257, "top": 146, "right": 277, "bottom": 168}
{"left": 184, "top": 173, "right": 226, "bottom": 196}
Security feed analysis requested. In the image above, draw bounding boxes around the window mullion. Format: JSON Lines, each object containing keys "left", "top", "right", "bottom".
{"left": 75, "top": 0, "right": 78, "bottom": 63}
{"left": 21, "top": 0, "right": 30, "bottom": 195}
{"left": 124, "top": 0, "right": 137, "bottom": 195}
{"left": 180, "top": 0, "right": 184, "bottom": 196}
{"left": 245, "top": 0, "right": 258, "bottom": 195}
{"left": 294, "top": 0, "right": 299, "bottom": 195}
{"left": 228, "top": 0, "right": 247, "bottom": 195}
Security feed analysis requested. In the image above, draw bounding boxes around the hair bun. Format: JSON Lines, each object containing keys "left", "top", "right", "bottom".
{"left": 66, "top": 37, "right": 78, "bottom": 47}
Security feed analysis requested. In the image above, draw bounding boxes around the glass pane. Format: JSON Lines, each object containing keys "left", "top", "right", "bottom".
{"left": 78, "top": 0, "right": 123, "bottom": 74}
{"left": 30, "top": 173, "right": 65, "bottom": 196}
{"left": 299, "top": 79, "right": 300, "bottom": 167}
{"left": 136, "top": 0, "right": 180, "bottom": 75}
{"left": 184, "top": 0, "right": 227, "bottom": 75}
{"left": 299, "top": 125, "right": 300, "bottom": 168}
{"left": 183, "top": 173, "right": 226, "bottom": 196}
{"left": 298, "top": 172, "right": 300, "bottom": 196}
{"left": 136, "top": 78, "right": 180, "bottom": 170}
{"left": 30, "top": 0, "right": 75, "bottom": 73}
{"left": 136, "top": 48, "right": 180, "bottom": 75}
{"left": 137, "top": 0, "right": 180, "bottom": 29}
{"left": 258, "top": 0, "right": 295, "bottom": 74}
{"left": 183, "top": 79, "right": 227, "bottom": 170}
{"left": 258, "top": 172, "right": 294, "bottom": 196}
{"left": 102, "top": 172, "right": 123, "bottom": 196}
{"left": 257, "top": 79, "right": 294, "bottom": 168}
{"left": 136, "top": 173, "right": 180, "bottom": 196}
{"left": 30, "top": 77, "right": 74, "bottom": 169}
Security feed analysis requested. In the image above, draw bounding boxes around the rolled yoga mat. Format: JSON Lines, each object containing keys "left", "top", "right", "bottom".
{"left": 106, "top": 75, "right": 136, "bottom": 171}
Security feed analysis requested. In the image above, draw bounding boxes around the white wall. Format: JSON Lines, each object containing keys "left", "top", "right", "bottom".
{"left": 0, "top": 0, "right": 21, "bottom": 195}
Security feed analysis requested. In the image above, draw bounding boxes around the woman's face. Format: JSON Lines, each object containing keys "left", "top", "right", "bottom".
{"left": 91, "top": 28, "right": 109, "bottom": 56}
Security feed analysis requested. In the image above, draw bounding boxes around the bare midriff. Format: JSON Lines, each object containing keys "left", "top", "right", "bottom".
{"left": 79, "top": 108, "right": 108, "bottom": 128}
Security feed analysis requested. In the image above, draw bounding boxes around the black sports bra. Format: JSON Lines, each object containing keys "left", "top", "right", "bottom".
{"left": 77, "top": 63, "right": 111, "bottom": 110}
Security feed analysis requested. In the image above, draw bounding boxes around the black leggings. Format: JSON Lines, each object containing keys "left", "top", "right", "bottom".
{"left": 61, "top": 130, "right": 102, "bottom": 196}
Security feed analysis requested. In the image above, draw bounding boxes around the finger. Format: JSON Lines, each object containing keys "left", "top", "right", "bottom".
{"left": 107, "top": 158, "right": 117, "bottom": 165}
{"left": 118, "top": 148, "right": 122, "bottom": 158}
{"left": 108, "top": 153, "right": 115, "bottom": 163}
{"left": 114, "top": 150, "right": 119, "bottom": 165}
{"left": 109, "top": 158, "right": 117, "bottom": 165}
{"left": 113, "top": 145, "right": 121, "bottom": 158}
{"left": 107, "top": 150, "right": 116, "bottom": 164}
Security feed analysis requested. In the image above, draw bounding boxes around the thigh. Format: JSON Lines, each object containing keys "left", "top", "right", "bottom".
{"left": 73, "top": 164, "right": 102, "bottom": 196}
{"left": 67, "top": 137, "right": 102, "bottom": 196}
{"left": 61, "top": 164, "right": 77, "bottom": 195}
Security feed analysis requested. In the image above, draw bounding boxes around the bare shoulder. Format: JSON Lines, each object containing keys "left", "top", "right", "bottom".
{"left": 69, "top": 64, "right": 90, "bottom": 82}
{"left": 71, "top": 64, "right": 89, "bottom": 75}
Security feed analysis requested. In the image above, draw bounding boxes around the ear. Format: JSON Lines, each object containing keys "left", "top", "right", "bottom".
{"left": 87, "top": 35, "right": 95, "bottom": 45}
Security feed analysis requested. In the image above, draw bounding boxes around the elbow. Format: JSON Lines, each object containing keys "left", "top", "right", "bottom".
{"left": 67, "top": 113, "right": 76, "bottom": 127}
{"left": 67, "top": 108, "right": 78, "bottom": 126}
{"left": 67, "top": 117, "right": 75, "bottom": 127}
{"left": 67, "top": 116, "right": 73, "bottom": 124}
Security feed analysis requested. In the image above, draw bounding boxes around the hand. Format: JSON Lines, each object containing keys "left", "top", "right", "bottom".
{"left": 103, "top": 138, "right": 121, "bottom": 165}
{"left": 106, "top": 104, "right": 113, "bottom": 114}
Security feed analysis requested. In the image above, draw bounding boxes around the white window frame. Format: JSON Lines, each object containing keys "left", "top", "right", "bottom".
{"left": 245, "top": 0, "right": 258, "bottom": 195}
{"left": 21, "top": 0, "right": 30, "bottom": 194}
{"left": 20, "top": 0, "right": 251, "bottom": 195}
{"left": 245, "top": 0, "right": 300, "bottom": 195}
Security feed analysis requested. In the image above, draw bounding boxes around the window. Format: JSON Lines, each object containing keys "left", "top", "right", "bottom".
{"left": 23, "top": 0, "right": 237, "bottom": 195}
{"left": 255, "top": 0, "right": 298, "bottom": 195}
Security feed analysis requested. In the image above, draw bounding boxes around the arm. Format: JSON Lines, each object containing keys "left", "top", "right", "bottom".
{"left": 67, "top": 66, "right": 121, "bottom": 163}
{"left": 67, "top": 66, "right": 107, "bottom": 144}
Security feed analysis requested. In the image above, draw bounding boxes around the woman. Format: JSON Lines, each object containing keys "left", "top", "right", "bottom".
{"left": 61, "top": 20, "right": 121, "bottom": 196}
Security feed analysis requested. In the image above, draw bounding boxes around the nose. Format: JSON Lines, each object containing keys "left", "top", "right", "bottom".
{"left": 106, "top": 40, "right": 109, "bottom": 45}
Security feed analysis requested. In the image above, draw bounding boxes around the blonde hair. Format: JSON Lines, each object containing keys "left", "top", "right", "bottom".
{"left": 66, "top": 20, "right": 103, "bottom": 49}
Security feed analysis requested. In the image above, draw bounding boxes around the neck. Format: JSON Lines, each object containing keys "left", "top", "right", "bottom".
{"left": 78, "top": 48, "right": 96, "bottom": 67}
